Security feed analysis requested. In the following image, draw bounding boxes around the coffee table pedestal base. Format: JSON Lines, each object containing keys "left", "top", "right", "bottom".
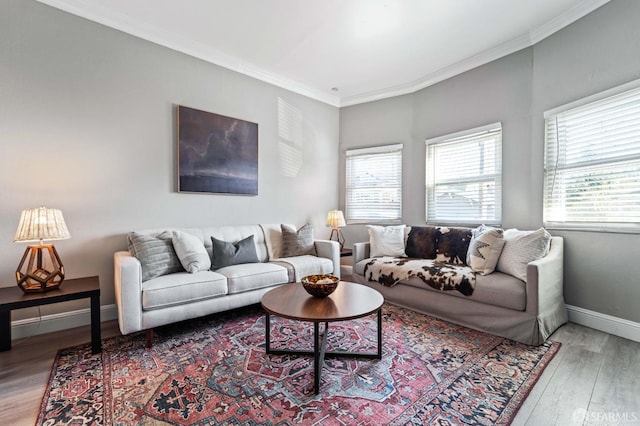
{"left": 265, "top": 309, "right": 382, "bottom": 395}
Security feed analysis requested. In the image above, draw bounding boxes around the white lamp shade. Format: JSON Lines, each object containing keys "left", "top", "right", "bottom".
{"left": 14, "top": 207, "right": 71, "bottom": 243}
{"left": 326, "top": 210, "right": 346, "bottom": 228}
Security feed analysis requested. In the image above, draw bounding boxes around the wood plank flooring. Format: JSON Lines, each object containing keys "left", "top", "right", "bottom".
{"left": 0, "top": 317, "right": 638, "bottom": 425}
{"left": 0, "top": 321, "right": 121, "bottom": 426}
{"left": 512, "top": 323, "right": 640, "bottom": 426}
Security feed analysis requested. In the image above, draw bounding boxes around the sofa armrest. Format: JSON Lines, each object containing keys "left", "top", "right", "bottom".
{"left": 525, "top": 237, "right": 564, "bottom": 315}
{"left": 353, "top": 242, "right": 370, "bottom": 265}
{"left": 314, "top": 239, "right": 341, "bottom": 279}
{"left": 114, "top": 251, "right": 144, "bottom": 335}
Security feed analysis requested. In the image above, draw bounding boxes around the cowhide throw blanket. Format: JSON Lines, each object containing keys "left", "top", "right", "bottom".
{"left": 363, "top": 257, "right": 476, "bottom": 296}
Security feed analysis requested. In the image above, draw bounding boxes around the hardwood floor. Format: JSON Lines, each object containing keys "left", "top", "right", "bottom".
{"left": 513, "top": 323, "right": 640, "bottom": 426}
{"left": 0, "top": 317, "right": 638, "bottom": 425}
{"left": 0, "top": 321, "right": 121, "bottom": 426}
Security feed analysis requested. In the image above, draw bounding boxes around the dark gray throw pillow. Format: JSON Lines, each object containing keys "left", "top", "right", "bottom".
{"left": 211, "top": 235, "right": 260, "bottom": 270}
{"left": 281, "top": 223, "right": 316, "bottom": 257}
{"left": 127, "top": 231, "right": 184, "bottom": 282}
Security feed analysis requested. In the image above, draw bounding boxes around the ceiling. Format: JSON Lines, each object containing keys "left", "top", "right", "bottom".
{"left": 38, "top": 0, "right": 609, "bottom": 107}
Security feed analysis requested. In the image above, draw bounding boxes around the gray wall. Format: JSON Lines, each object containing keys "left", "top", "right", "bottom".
{"left": 339, "top": 0, "right": 640, "bottom": 323}
{"left": 530, "top": 0, "right": 640, "bottom": 323}
{"left": 0, "top": 0, "right": 339, "bottom": 319}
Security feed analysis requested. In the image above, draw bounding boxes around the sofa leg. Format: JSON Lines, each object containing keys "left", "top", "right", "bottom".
{"left": 146, "top": 329, "right": 153, "bottom": 348}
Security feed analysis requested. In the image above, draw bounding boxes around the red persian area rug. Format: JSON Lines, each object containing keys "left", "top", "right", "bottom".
{"left": 38, "top": 304, "right": 559, "bottom": 425}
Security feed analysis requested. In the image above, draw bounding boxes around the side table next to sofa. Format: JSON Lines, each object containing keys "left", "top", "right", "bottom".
{"left": 0, "top": 276, "right": 101, "bottom": 354}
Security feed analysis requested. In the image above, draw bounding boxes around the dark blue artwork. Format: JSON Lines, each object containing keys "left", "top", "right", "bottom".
{"left": 178, "top": 106, "right": 258, "bottom": 195}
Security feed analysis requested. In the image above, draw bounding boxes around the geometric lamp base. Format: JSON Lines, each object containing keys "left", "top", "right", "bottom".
{"left": 16, "top": 244, "right": 65, "bottom": 293}
{"left": 329, "top": 228, "right": 345, "bottom": 250}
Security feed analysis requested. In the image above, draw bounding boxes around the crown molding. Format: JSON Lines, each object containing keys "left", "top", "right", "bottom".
{"left": 529, "top": 0, "right": 610, "bottom": 44}
{"left": 341, "top": 0, "right": 610, "bottom": 107}
{"left": 38, "top": 0, "right": 609, "bottom": 108}
{"left": 36, "top": 0, "right": 341, "bottom": 107}
{"left": 340, "top": 33, "right": 533, "bottom": 107}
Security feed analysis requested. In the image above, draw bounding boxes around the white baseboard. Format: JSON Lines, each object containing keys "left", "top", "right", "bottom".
{"left": 11, "top": 304, "right": 118, "bottom": 340}
{"left": 10, "top": 302, "right": 640, "bottom": 344}
{"left": 567, "top": 304, "right": 640, "bottom": 343}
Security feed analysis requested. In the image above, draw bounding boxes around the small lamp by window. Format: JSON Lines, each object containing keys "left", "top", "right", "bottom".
{"left": 326, "top": 210, "right": 346, "bottom": 249}
{"left": 14, "top": 207, "right": 71, "bottom": 293}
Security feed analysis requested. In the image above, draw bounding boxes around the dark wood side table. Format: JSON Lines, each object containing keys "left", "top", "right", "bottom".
{"left": 0, "top": 276, "right": 101, "bottom": 354}
{"left": 340, "top": 248, "right": 352, "bottom": 257}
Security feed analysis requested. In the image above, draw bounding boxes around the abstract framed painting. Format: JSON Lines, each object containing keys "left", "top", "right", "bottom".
{"left": 177, "top": 105, "right": 258, "bottom": 195}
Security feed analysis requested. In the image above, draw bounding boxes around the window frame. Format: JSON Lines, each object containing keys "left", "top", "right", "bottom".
{"left": 345, "top": 143, "right": 403, "bottom": 224}
{"left": 425, "top": 122, "right": 503, "bottom": 226}
{"left": 543, "top": 78, "right": 640, "bottom": 233}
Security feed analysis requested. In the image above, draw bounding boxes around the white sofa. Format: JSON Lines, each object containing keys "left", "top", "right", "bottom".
{"left": 114, "top": 224, "right": 339, "bottom": 344}
{"left": 351, "top": 230, "right": 567, "bottom": 345}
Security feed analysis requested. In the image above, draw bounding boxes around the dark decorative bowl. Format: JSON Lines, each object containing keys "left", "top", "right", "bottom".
{"left": 301, "top": 274, "right": 339, "bottom": 298}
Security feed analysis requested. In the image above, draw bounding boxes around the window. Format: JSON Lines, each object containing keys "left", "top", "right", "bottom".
{"left": 345, "top": 144, "right": 402, "bottom": 223}
{"left": 425, "top": 123, "right": 502, "bottom": 225}
{"left": 544, "top": 79, "right": 640, "bottom": 232}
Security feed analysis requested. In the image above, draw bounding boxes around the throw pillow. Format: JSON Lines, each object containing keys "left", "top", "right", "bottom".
{"left": 367, "top": 225, "right": 407, "bottom": 257}
{"left": 127, "top": 231, "right": 184, "bottom": 282}
{"left": 211, "top": 235, "right": 260, "bottom": 270}
{"left": 172, "top": 231, "right": 211, "bottom": 273}
{"left": 406, "top": 226, "right": 440, "bottom": 259}
{"left": 281, "top": 224, "right": 317, "bottom": 257}
{"left": 496, "top": 228, "right": 552, "bottom": 282}
{"left": 435, "top": 227, "right": 473, "bottom": 265}
{"left": 466, "top": 225, "right": 506, "bottom": 275}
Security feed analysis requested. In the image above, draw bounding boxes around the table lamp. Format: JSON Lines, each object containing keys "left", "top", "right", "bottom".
{"left": 326, "top": 210, "right": 346, "bottom": 249}
{"left": 14, "top": 207, "right": 71, "bottom": 293}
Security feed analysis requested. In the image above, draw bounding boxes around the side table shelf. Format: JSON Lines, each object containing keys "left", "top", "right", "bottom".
{"left": 0, "top": 276, "right": 101, "bottom": 354}
{"left": 340, "top": 248, "right": 352, "bottom": 257}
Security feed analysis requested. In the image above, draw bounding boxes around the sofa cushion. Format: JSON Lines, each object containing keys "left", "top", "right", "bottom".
{"left": 367, "top": 225, "right": 407, "bottom": 257}
{"left": 211, "top": 235, "right": 260, "bottom": 270}
{"left": 216, "top": 263, "right": 289, "bottom": 294}
{"left": 142, "top": 271, "right": 228, "bottom": 310}
{"left": 406, "top": 226, "right": 439, "bottom": 259}
{"left": 128, "top": 231, "right": 184, "bottom": 281}
{"left": 497, "top": 228, "right": 551, "bottom": 282}
{"left": 355, "top": 258, "right": 525, "bottom": 311}
{"left": 401, "top": 271, "right": 526, "bottom": 311}
{"left": 466, "top": 226, "right": 505, "bottom": 275}
{"left": 281, "top": 224, "right": 317, "bottom": 257}
{"left": 353, "top": 258, "right": 371, "bottom": 276}
{"left": 271, "top": 255, "right": 334, "bottom": 282}
{"left": 172, "top": 231, "right": 211, "bottom": 273}
{"left": 435, "top": 227, "right": 472, "bottom": 265}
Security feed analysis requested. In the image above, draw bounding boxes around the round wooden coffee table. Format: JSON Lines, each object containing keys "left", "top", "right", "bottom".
{"left": 261, "top": 281, "right": 384, "bottom": 394}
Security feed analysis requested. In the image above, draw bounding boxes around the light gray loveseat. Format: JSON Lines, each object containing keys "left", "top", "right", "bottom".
{"left": 351, "top": 229, "right": 567, "bottom": 345}
{"left": 114, "top": 224, "right": 339, "bottom": 345}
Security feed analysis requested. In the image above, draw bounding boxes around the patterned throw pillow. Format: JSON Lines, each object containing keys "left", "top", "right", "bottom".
{"left": 406, "top": 226, "right": 439, "bottom": 259}
{"left": 127, "top": 231, "right": 184, "bottom": 282}
{"left": 367, "top": 225, "right": 407, "bottom": 257}
{"left": 211, "top": 235, "right": 260, "bottom": 270}
{"left": 172, "top": 231, "right": 211, "bottom": 273}
{"left": 466, "top": 225, "right": 506, "bottom": 275}
{"left": 496, "top": 228, "right": 552, "bottom": 282}
{"left": 435, "top": 227, "right": 473, "bottom": 265}
{"left": 281, "top": 224, "right": 317, "bottom": 257}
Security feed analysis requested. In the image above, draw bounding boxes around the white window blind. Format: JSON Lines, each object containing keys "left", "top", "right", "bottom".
{"left": 345, "top": 144, "right": 402, "bottom": 223}
{"left": 425, "top": 123, "right": 502, "bottom": 225}
{"left": 544, "top": 79, "right": 640, "bottom": 232}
